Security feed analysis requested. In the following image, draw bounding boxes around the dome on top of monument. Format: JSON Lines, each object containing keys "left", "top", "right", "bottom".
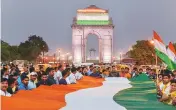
{"left": 77, "top": 5, "right": 108, "bottom": 13}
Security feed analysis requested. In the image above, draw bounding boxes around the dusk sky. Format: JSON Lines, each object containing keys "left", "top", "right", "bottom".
{"left": 2, "top": 0, "right": 176, "bottom": 56}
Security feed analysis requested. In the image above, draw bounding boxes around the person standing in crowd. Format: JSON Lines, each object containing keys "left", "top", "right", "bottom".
{"left": 101, "top": 69, "right": 109, "bottom": 78}
{"left": 18, "top": 76, "right": 29, "bottom": 90}
{"left": 131, "top": 67, "right": 138, "bottom": 78}
{"left": 90, "top": 68, "right": 102, "bottom": 78}
{"left": 75, "top": 67, "right": 83, "bottom": 80}
{"left": 0, "top": 78, "right": 11, "bottom": 97}
{"left": 124, "top": 67, "right": 131, "bottom": 79}
{"left": 68, "top": 67, "right": 77, "bottom": 84}
{"left": 28, "top": 72, "right": 37, "bottom": 90}
{"left": 173, "top": 70, "right": 176, "bottom": 80}
{"left": 21, "top": 67, "right": 29, "bottom": 79}
{"left": 2, "top": 68, "right": 9, "bottom": 79}
{"left": 54, "top": 65, "right": 64, "bottom": 84}
{"left": 37, "top": 73, "right": 50, "bottom": 86}
{"left": 37, "top": 67, "right": 45, "bottom": 81}
{"left": 48, "top": 68, "right": 56, "bottom": 85}
{"left": 82, "top": 67, "right": 88, "bottom": 76}
{"left": 59, "top": 69, "right": 71, "bottom": 85}
{"left": 87, "top": 65, "right": 94, "bottom": 76}
{"left": 158, "top": 74, "right": 171, "bottom": 102}
{"left": 7, "top": 78, "right": 18, "bottom": 94}
{"left": 109, "top": 66, "right": 119, "bottom": 77}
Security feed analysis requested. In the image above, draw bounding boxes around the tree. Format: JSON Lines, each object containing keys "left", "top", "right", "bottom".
{"left": 1, "top": 40, "right": 11, "bottom": 61}
{"left": 127, "top": 40, "right": 162, "bottom": 65}
{"left": 18, "top": 35, "right": 49, "bottom": 61}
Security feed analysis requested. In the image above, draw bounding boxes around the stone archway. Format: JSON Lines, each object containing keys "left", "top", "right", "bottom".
{"left": 71, "top": 5, "right": 114, "bottom": 64}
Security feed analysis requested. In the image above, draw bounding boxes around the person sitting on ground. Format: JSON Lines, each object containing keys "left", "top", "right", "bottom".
{"left": 109, "top": 66, "right": 119, "bottom": 77}
{"left": 54, "top": 65, "right": 64, "bottom": 84}
{"left": 59, "top": 69, "right": 71, "bottom": 85}
{"left": 18, "top": 76, "right": 29, "bottom": 90}
{"left": 158, "top": 74, "right": 171, "bottom": 102}
{"left": 28, "top": 72, "right": 37, "bottom": 90}
{"left": 37, "top": 73, "right": 50, "bottom": 86}
{"left": 48, "top": 68, "right": 56, "bottom": 85}
{"left": 0, "top": 78, "right": 11, "bottom": 97}
{"left": 90, "top": 68, "right": 102, "bottom": 78}
{"left": 7, "top": 78, "right": 18, "bottom": 94}
{"left": 68, "top": 67, "right": 77, "bottom": 84}
{"left": 82, "top": 67, "right": 88, "bottom": 76}
{"left": 75, "top": 67, "right": 83, "bottom": 80}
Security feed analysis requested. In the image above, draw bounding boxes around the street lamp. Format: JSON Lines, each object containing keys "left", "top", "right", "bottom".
{"left": 149, "top": 40, "right": 157, "bottom": 66}
{"left": 66, "top": 53, "right": 70, "bottom": 64}
{"left": 57, "top": 49, "right": 61, "bottom": 63}
{"left": 119, "top": 52, "right": 122, "bottom": 64}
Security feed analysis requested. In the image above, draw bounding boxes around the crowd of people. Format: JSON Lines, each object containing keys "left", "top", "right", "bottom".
{"left": 1, "top": 63, "right": 176, "bottom": 107}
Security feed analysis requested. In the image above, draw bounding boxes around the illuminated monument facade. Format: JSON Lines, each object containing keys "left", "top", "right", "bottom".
{"left": 72, "top": 5, "right": 114, "bottom": 63}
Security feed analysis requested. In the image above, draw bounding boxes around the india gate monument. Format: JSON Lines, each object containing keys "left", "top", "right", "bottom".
{"left": 72, "top": 5, "right": 114, "bottom": 64}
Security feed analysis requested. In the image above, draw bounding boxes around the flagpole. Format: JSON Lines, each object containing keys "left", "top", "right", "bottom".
{"left": 156, "top": 54, "right": 159, "bottom": 85}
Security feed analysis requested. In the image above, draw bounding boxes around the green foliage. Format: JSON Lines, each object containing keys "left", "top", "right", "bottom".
{"left": 1, "top": 35, "right": 49, "bottom": 62}
{"left": 127, "top": 40, "right": 161, "bottom": 65}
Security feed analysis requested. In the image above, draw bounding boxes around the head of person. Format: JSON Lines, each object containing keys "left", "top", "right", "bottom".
{"left": 58, "top": 65, "right": 64, "bottom": 71}
{"left": 71, "top": 67, "right": 77, "bottom": 74}
{"left": 23, "top": 67, "right": 28, "bottom": 72}
{"left": 54, "top": 67, "right": 58, "bottom": 72}
{"left": 121, "top": 68, "right": 125, "bottom": 73}
{"left": 8, "top": 78, "right": 16, "bottom": 88}
{"left": 3, "top": 68, "right": 9, "bottom": 75}
{"left": 170, "top": 79, "right": 176, "bottom": 92}
{"left": 48, "top": 68, "right": 55, "bottom": 76}
{"left": 112, "top": 66, "right": 116, "bottom": 71}
{"left": 40, "top": 67, "right": 44, "bottom": 71}
{"left": 41, "top": 73, "right": 48, "bottom": 81}
{"left": 1, "top": 78, "right": 8, "bottom": 92}
{"left": 162, "top": 74, "right": 170, "bottom": 84}
{"left": 89, "top": 65, "right": 94, "bottom": 71}
{"left": 173, "top": 70, "right": 176, "bottom": 76}
{"left": 139, "top": 68, "right": 143, "bottom": 73}
{"left": 158, "top": 74, "right": 163, "bottom": 82}
{"left": 133, "top": 67, "right": 138, "bottom": 72}
{"left": 62, "top": 68, "right": 71, "bottom": 78}
{"left": 30, "top": 72, "right": 37, "bottom": 81}
{"left": 82, "top": 67, "right": 88, "bottom": 73}
{"left": 77, "top": 67, "right": 82, "bottom": 73}
{"left": 92, "top": 68, "right": 97, "bottom": 74}
{"left": 21, "top": 76, "right": 29, "bottom": 86}
{"left": 125, "top": 67, "right": 130, "bottom": 73}
{"left": 102, "top": 69, "right": 109, "bottom": 75}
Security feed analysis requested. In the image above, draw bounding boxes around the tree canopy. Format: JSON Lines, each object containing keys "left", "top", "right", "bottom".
{"left": 1, "top": 35, "right": 49, "bottom": 62}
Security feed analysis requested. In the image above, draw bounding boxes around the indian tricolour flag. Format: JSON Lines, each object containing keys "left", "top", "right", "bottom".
{"left": 166, "top": 42, "right": 176, "bottom": 70}
{"left": 153, "top": 31, "right": 176, "bottom": 70}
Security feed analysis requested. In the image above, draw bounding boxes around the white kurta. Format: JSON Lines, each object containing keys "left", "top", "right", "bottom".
{"left": 75, "top": 72, "right": 83, "bottom": 80}
{"left": 54, "top": 70, "right": 62, "bottom": 84}
{"left": 0, "top": 90, "right": 11, "bottom": 97}
{"left": 68, "top": 73, "right": 77, "bottom": 84}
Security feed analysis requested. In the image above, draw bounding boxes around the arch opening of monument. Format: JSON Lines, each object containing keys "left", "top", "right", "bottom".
{"left": 72, "top": 5, "right": 114, "bottom": 64}
{"left": 86, "top": 34, "right": 99, "bottom": 63}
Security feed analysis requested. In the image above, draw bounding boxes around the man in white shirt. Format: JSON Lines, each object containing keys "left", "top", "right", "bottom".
{"left": 75, "top": 67, "right": 83, "bottom": 80}
{"left": 28, "top": 72, "right": 37, "bottom": 90}
{"left": 54, "top": 65, "right": 64, "bottom": 84}
{"left": 68, "top": 67, "right": 77, "bottom": 84}
{"left": 0, "top": 78, "right": 11, "bottom": 97}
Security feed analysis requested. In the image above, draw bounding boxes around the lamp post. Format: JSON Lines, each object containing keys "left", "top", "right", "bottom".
{"left": 66, "top": 53, "right": 70, "bottom": 64}
{"left": 57, "top": 49, "right": 61, "bottom": 63}
{"left": 119, "top": 52, "right": 122, "bottom": 64}
{"left": 150, "top": 40, "right": 157, "bottom": 66}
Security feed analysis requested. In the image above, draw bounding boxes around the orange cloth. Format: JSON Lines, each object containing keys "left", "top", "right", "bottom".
{"left": 120, "top": 73, "right": 131, "bottom": 79}
{"left": 1, "top": 76, "right": 104, "bottom": 110}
